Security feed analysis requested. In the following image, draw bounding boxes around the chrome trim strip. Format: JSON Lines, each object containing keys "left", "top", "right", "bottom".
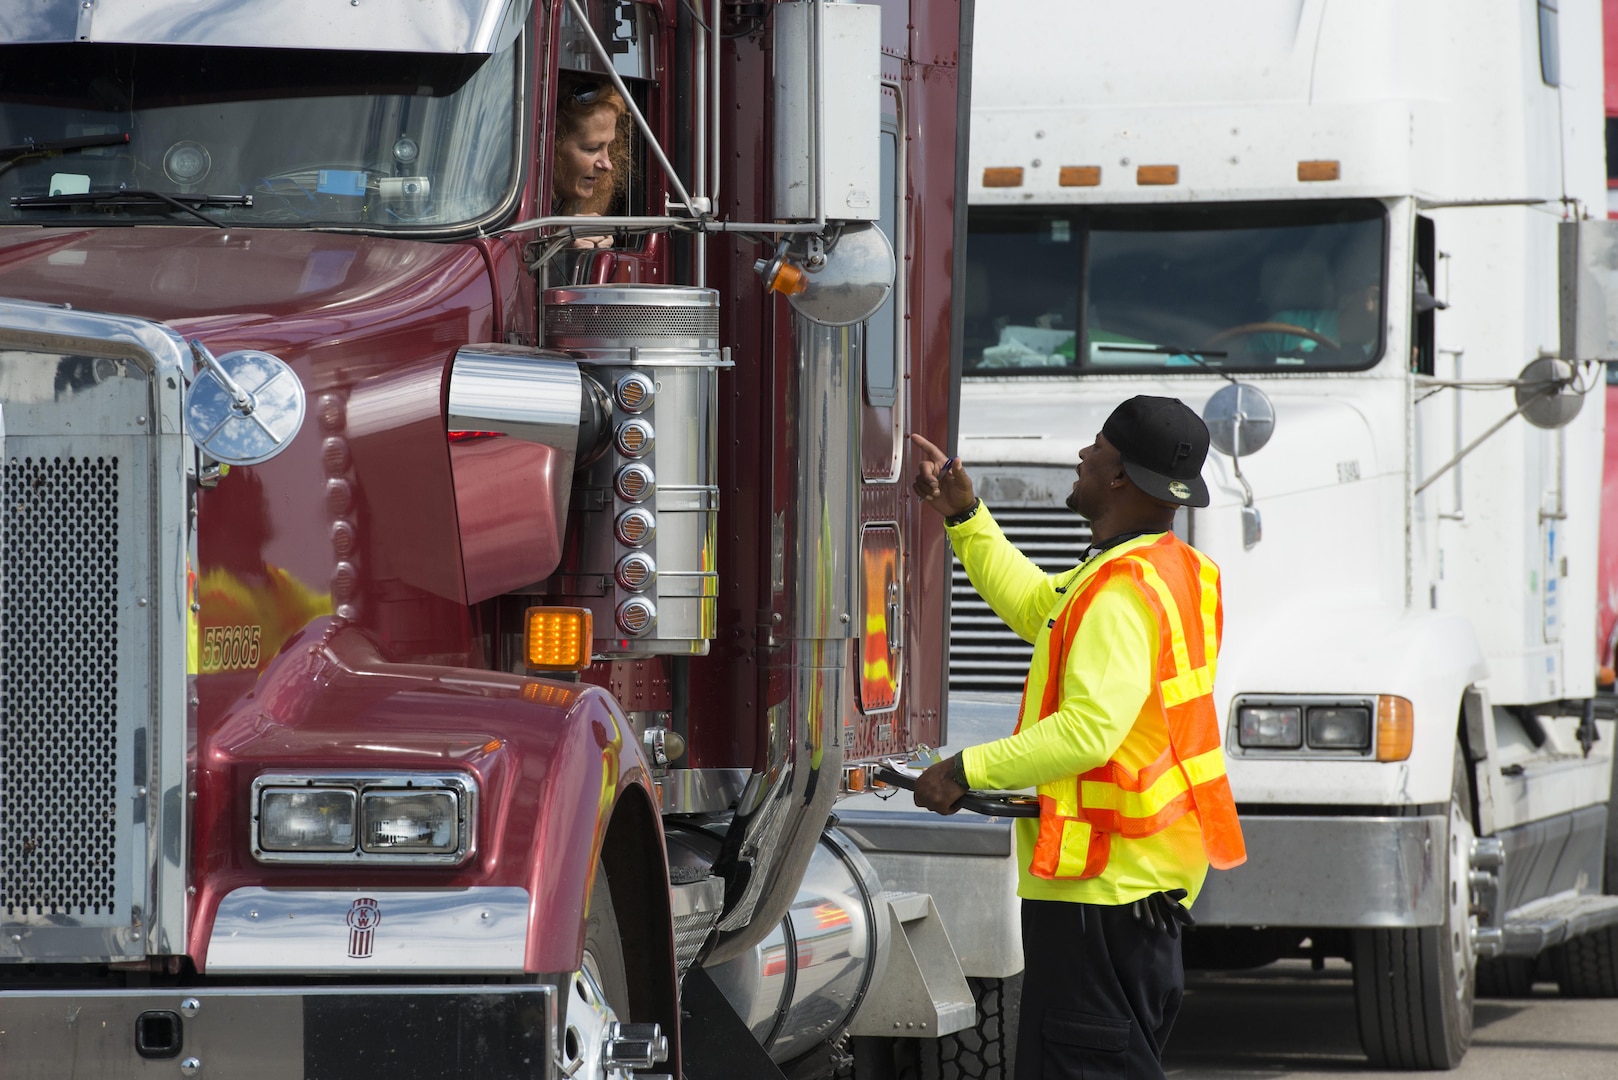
{"left": 207, "top": 887, "right": 530, "bottom": 973}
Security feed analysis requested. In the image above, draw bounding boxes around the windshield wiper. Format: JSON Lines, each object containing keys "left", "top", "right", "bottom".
{"left": 0, "top": 132, "right": 131, "bottom": 164}
{"left": 10, "top": 190, "right": 251, "bottom": 229}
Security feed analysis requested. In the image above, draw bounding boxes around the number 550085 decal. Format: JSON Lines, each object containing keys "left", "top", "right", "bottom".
{"left": 202, "top": 624, "right": 262, "bottom": 672}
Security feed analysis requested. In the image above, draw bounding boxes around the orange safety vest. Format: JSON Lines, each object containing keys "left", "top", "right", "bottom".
{"left": 1025, "top": 535, "right": 1246, "bottom": 880}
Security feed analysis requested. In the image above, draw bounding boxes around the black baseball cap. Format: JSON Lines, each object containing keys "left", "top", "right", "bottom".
{"left": 1101, "top": 396, "right": 1210, "bottom": 508}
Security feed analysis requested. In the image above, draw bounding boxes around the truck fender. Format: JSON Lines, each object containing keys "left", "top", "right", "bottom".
{"left": 191, "top": 617, "right": 668, "bottom": 983}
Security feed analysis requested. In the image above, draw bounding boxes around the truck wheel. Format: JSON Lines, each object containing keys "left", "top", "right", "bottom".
{"left": 917, "top": 974, "right": 1021, "bottom": 1080}
{"left": 1350, "top": 748, "right": 1475, "bottom": 1069}
{"left": 561, "top": 864, "right": 634, "bottom": 1078}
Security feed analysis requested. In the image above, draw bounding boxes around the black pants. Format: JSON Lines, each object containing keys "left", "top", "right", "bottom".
{"left": 1015, "top": 897, "right": 1184, "bottom": 1080}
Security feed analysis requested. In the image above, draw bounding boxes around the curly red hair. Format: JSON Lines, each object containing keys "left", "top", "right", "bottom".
{"left": 554, "top": 75, "right": 633, "bottom": 216}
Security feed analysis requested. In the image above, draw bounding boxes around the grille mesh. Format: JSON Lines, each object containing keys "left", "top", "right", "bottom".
{"left": 1, "top": 454, "right": 121, "bottom": 916}
{"left": 545, "top": 304, "right": 718, "bottom": 343}
{"left": 672, "top": 907, "right": 721, "bottom": 979}
{"left": 949, "top": 507, "right": 1091, "bottom": 694}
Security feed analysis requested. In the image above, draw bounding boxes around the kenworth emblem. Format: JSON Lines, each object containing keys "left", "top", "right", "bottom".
{"left": 346, "top": 897, "right": 382, "bottom": 958}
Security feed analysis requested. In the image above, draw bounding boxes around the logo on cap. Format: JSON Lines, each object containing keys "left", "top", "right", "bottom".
{"left": 1168, "top": 481, "right": 1191, "bottom": 500}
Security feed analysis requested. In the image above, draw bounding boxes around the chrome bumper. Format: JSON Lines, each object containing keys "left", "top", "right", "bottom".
{"left": 0, "top": 985, "right": 556, "bottom": 1080}
{"left": 1193, "top": 814, "right": 1448, "bottom": 928}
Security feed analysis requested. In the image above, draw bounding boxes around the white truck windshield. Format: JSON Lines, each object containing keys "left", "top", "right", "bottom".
{"left": 0, "top": 41, "right": 519, "bottom": 231}
{"left": 964, "top": 200, "right": 1387, "bottom": 374}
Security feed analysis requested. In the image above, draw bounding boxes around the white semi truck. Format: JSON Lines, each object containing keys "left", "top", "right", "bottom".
{"left": 943, "top": 0, "right": 1618, "bottom": 1069}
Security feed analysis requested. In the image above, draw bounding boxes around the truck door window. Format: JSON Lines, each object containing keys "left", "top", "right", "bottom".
{"left": 964, "top": 199, "right": 1387, "bottom": 375}
{"left": 0, "top": 39, "right": 522, "bottom": 231}
{"left": 865, "top": 124, "right": 900, "bottom": 408}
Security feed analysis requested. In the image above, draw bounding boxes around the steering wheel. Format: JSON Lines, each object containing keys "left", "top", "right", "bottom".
{"left": 1203, "top": 321, "right": 1340, "bottom": 351}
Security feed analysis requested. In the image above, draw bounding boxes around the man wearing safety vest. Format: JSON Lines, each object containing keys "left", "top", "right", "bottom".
{"left": 910, "top": 396, "right": 1245, "bottom": 1080}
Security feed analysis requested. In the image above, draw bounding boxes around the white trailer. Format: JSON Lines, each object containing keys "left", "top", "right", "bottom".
{"left": 944, "top": 0, "right": 1618, "bottom": 1069}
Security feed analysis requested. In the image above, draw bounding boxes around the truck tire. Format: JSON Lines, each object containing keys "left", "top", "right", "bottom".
{"left": 917, "top": 975, "right": 1021, "bottom": 1080}
{"left": 1552, "top": 928, "right": 1618, "bottom": 997}
{"left": 1474, "top": 956, "right": 1534, "bottom": 998}
{"left": 1350, "top": 748, "right": 1475, "bottom": 1069}
{"left": 1553, "top": 734, "right": 1618, "bottom": 997}
{"left": 562, "top": 864, "right": 634, "bottom": 1078}
{"left": 843, "top": 974, "right": 1021, "bottom": 1080}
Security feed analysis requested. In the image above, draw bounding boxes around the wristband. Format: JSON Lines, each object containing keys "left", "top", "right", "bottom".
{"left": 950, "top": 754, "right": 970, "bottom": 789}
{"left": 944, "top": 498, "right": 981, "bottom": 528}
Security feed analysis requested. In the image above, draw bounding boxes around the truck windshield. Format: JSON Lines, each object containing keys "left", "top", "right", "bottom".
{"left": 0, "top": 41, "right": 519, "bottom": 231}
{"left": 964, "top": 200, "right": 1387, "bottom": 374}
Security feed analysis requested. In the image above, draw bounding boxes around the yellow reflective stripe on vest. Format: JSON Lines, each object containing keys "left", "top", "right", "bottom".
{"left": 1077, "top": 746, "right": 1227, "bottom": 820}
{"left": 1180, "top": 744, "right": 1227, "bottom": 788}
{"left": 1196, "top": 553, "right": 1220, "bottom": 683}
{"left": 1135, "top": 556, "right": 1218, "bottom": 708}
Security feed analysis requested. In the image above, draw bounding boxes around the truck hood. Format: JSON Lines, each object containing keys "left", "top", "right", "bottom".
{"left": 0, "top": 226, "right": 494, "bottom": 350}
{"left": 0, "top": 226, "right": 504, "bottom": 648}
{"left": 960, "top": 379, "right": 1388, "bottom": 506}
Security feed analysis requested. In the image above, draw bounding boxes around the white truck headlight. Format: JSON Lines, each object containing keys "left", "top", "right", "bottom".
{"left": 1307, "top": 705, "right": 1372, "bottom": 750}
{"left": 252, "top": 773, "right": 475, "bottom": 864}
{"left": 260, "top": 788, "right": 356, "bottom": 851}
{"left": 1237, "top": 705, "right": 1302, "bottom": 748}
{"left": 362, "top": 790, "right": 458, "bottom": 854}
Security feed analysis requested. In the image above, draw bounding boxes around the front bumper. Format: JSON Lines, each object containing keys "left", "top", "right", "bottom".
{"left": 1193, "top": 814, "right": 1448, "bottom": 928}
{"left": 0, "top": 985, "right": 556, "bottom": 1080}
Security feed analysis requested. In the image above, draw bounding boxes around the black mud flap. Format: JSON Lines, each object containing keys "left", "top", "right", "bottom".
{"left": 681, "top": 965, "right": 790, "bottom": 1080}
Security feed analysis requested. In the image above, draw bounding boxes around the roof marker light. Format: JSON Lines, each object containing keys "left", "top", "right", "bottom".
{"left": 1059, "top": 166, "right": 1101, "bottom": 187}
{"left": 982, "top": 167, "right": 1024, "bottom": 188}
{"left": 1298, "top": 160, "right": 1341, "bottom": 182}
{"left": 1136, "top": 165, "right": 1179, "bottom": 186}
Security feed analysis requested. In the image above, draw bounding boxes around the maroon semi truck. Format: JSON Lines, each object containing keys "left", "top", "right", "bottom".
{"left": 0, "top": 1, "right": 976, "bottom": 1076}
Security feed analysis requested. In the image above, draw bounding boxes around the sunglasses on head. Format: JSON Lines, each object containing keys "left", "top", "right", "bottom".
{"left": 571, "top": 83, "right": 605, "bottom": 105}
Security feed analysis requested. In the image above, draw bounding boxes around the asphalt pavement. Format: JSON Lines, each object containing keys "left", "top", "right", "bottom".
{"left": 1166, "top": 959, "right": 1618, "bottom": 1079}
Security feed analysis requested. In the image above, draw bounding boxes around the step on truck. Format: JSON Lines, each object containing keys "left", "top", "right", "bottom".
{"left": 946, "top": 0, "right": 1618, "bottom": 1070}
{"left": 0, "top": 1, "right": 977, "bottom": 1077}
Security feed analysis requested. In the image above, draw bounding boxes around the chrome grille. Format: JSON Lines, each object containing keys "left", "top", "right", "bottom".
{"left": 949, "top": 508, "right": 1091, "bottom": 693}
{"left": 1, "top": 454, "right": 122, "bottom": 916}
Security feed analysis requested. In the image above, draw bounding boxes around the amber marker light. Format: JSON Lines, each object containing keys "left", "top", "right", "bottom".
{"left": 1136, "top": 165, "right": 1179, "bottom": 185}
{"left": 1375, "top": 695, "right": 1414, "bottom": 761}
{"left": 1059, "top": 166, "right": 1101, "bottom": 187}
{"left": 524, "top": 606, "right": 592, "bottom": 671}
{"left": 982, "top": 167, "right": 1024, "bottom": 188}
{"left": 1298, "top": 160, "right": 1341, "bottom": 182}
{"left": 767, "top": 261, "right": 809, "bottom": 296}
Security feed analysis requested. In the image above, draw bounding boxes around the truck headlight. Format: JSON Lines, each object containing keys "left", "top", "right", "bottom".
{"left": 362, "top": 790, "right": 458, "bottom": 854}
{"left": 252, "top": 773, "right": 475, "bottom": 864}
{"left": 1237, "top": 705, "right": 1301, "bottom": 748}
{"left": 1307, "top": 705, "right": 1371, "bottom": 750}
{"left": 260, "top": 788, "right": 356, "bottom": 852}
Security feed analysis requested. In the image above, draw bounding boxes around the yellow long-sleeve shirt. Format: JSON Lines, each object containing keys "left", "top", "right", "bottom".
{"left": 952, "top": 505, "right": 1211, "bottom": 906}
